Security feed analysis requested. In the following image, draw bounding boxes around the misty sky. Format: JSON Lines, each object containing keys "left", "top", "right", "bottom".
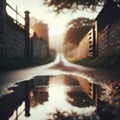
{"left": 6, "top": 0, "right": 102, "bottom": 52}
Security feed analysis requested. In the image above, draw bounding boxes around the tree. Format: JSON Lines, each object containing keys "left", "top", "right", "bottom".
{"left": 42, "top": 0, "right": 120, "bottom": 13}
{"left": 64, "top": 17, "right": 94, "bottom": 45}
{"left": 42, "top": 0, "right": 105, "bottom": 13}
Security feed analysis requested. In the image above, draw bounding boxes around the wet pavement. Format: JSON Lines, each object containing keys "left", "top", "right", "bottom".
{"left": 0, "top": 53, "right": 120, "bottom": 120}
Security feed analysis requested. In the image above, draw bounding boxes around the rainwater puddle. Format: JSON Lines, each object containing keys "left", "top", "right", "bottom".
{"left": 0, "top": 75, "right": 119, "bottom": 120}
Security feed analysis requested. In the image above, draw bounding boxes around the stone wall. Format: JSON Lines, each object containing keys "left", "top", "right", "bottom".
{"left": 107, "top": 18, "right": 120, "bottom": 52}
{"left": 96, "top": 2, "right": 120, "bottom": 56}
{"left": 97, "top": 18, "right": 120, "bottom": 56}
{"left": 0, "top": 0, "right": 30, "bottom": 58}
{"left": 97, "top": 25, "right": 108, "bottom": 56}
{"left": 0, "top": 0, "right": 6, "bottom": 56}
{"left": 5, "top": 16, "right": 25, "bottom": 57}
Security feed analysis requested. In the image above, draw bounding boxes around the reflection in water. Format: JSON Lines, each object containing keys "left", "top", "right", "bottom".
{"left": 1, "top": 75, "right": 119, "bottom": 120}
{"left": 65, "top": 75, "right": 94, "bottom": 107}
{"left": 30, "top": 76, "right": 49, "bottom": 107}
{"left": 0, "top": 81, "right": 31, "bottom": 120}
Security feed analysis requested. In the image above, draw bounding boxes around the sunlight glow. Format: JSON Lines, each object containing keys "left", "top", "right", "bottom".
{"left": 17, "top": 75, "right": 96, "bottom": 120}
{"left": 6, "top": 0, "right": 101, "bottom": 51}
{"left": 7, "top": 0, "right": 101, "bottom": 38}
{"left": 49, "top": 27, "right": 61, "bottom": 36}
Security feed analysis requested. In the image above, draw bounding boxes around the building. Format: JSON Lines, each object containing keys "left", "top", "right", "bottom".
{"left": 32, "top": 21, "right": 49, "bottom": 45}
{"left": 30, "top": 32, "right": 49, "bottom": 59}
{"left": 70, "top": 1, "right": 120, "bottom": 59}
{"left": 95, "top": 1, "right": 120, "bottom": 56}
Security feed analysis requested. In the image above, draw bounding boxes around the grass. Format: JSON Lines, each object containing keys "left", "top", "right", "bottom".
{"left": 0, "top": 55, "right": 55, "bottom": 71}
{"left": 71, "top": 52, "right": 120, "bottom": 71}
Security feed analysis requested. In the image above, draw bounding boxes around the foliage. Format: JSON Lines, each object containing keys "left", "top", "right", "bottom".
{"left": 63, "top": 43, "right": 74, "bottom": 54}
{"left": 47, "top": 109, "right": 99, "bottom": 120}
{"left": 67, "top": 17, "right": 94, "bottom": 28}
{"left": 64, "top": 17, "right": 94, "bottom": 45}
{"left": 42, "top": 0, "right": 105, "bottom": 13}
{"left": 42, "top": 0, "right": 120, "bottom": 13}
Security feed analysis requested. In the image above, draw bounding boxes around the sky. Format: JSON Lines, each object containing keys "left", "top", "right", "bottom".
{"left": 6, "top": 0, "right": 102, "bottom": 51}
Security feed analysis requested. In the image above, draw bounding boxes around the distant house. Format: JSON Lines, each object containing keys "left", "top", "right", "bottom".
{"left": 30, "top": 21, "right": 50, "bottom": 59}
{"left": 30, "top": 32, "right": 49, "bottom": 59}
{"left": 32, "top": 21, "right": 49, "bottom": 46}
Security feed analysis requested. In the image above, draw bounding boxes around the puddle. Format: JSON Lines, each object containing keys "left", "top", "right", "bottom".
{"left": 0, "top": 75, "right": 119, "bottom": 120}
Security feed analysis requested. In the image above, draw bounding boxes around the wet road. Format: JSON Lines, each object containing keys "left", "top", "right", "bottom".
{"left": 0, "top": 53, "right": 120, "bottom": 97}
{"left": 0, "top": 53, "right": 120, "bottom": 120}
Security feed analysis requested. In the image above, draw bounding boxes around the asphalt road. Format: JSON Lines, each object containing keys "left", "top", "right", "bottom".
{"left": 0, "top": 53, "right": 120, "bottom": 97}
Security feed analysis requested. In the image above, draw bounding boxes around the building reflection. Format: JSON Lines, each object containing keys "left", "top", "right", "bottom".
{"left": 67, "top": 75, "right": 120, "bottom": 120}
{"left": 64, "top": 75, "right": 95, "bottom": 107}
{"left": 0, "top": 80, "right": 31, "bottom": 120}
{"left": 0, "top": 76, "right": 49, "bottom": 120}
{"left": 30, "top": 91, "right": 48, "bottom": 106}
{"left": 0, "top": 75, "right": 118, "bottom": 120}
{"left": 30, "top": 76, "right": 49, "bottom": 107}
{"left": 0, "top": 75, "right": 97, "bottom": 120}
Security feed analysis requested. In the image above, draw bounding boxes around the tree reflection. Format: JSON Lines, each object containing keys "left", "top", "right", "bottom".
{"left": 1, "top": 75, "right": 120, "bottom": 119}
{"left": 47, "top": 110, "right": 99, "bottom": 120}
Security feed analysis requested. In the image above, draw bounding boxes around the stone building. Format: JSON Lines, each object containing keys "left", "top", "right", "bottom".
{"left": 95, "top": 1, "right": 120, "bottom": 56}
{"left": 32, "top": 21, "right": 49, "bottom": 45}
{"left": 31, "top": 21, "right": 49, "bottom": 59}
{"left": 30, "top": 32, "right": 49, "bottom": 59}
{"left": 64, "top": 1, "right": 120, "bottom": 59}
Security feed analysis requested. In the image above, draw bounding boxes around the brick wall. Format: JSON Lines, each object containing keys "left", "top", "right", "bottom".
{"left": 97, "top": 18, "right": 120, "bottom": 56}
{"left": 0, "top": 0, "right": 30, "bottom": 58}
{"left": 96, "top": 2, "right": 120, "bottom": 57}
{"left": 107, "top": 18, "right": 120, "bottom": 52}
{"left": 97, "top": 25, "right": 108, "bottom": 56}
{"left": 5, "top": 16, "right": 25, "bottom": 57}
